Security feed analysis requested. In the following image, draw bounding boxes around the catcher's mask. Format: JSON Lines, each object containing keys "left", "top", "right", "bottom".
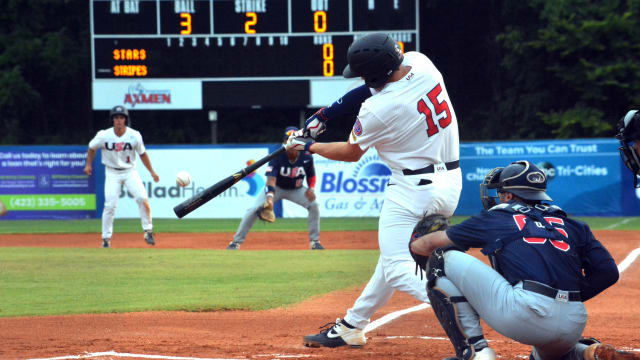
{"left": 480, "top": 160, "right": 552, "bottom": 210}
{"left": 480, "top": 167, "right": 504, "bottom": 210}
{"left": 616, "top": 110, "right": 640, "bottom": 188}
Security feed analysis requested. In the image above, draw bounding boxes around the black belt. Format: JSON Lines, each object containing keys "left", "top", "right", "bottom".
{"left": 108, "top": 167, "right": 126, "bottom": 171}
{"left": 402, "top": 160, "right": 459, "bottom": 176}
{"left": 522, "top": 280, "right": 581, "bottom": 302}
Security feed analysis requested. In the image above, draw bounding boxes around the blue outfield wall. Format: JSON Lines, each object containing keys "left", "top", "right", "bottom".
{"left": 1, "top": 139, "right": 638, "bottom": 219}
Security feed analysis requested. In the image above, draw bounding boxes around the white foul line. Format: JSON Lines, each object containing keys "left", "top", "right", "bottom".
{"left": 28, "top": 351, "right": 247, "bottom": 360}
{"left": 605, "top": 218, "right": 632, "bottom": 229}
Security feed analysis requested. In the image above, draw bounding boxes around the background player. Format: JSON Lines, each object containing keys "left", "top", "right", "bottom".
{"left": 287, "top": 32, "right": 463, "bottom": 349}
{"left": 409, "top": 160, "right": 629, "bottom": 360}
{"left": 227, "top": 126, "right": 323, "bottom": 250}
{"left": 616, "top": 109, "right": 640, "bottom": 188}
{"left": 84, "top": 105, "right": 159, "bottom": 248}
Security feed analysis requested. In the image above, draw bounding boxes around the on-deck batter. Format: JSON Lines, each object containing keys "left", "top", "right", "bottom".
{"left": 287, "top": 33, "right": 463, "bottom": 350}
{"left": 83, "top": 105, "right": 160, "bottom": 248}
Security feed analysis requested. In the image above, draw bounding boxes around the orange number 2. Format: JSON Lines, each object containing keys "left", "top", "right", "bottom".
{"left": 245, "top": 12, "right": 257, "bottom": 34}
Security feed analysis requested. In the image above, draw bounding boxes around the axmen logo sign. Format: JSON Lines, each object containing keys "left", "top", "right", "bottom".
{"left": 92, "top": 80, "right": 202, "bottom": 110}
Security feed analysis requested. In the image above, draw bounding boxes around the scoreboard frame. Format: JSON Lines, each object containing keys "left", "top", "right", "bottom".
{"left": 90, "top": 0, "right": 420, "bottom": 109}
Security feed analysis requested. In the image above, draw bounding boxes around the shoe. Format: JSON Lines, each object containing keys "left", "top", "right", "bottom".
{"left": 303, "top": 318, "right": 366, "bottom": 348}
{"left": 226, "top": 241, "right": 240, "bottom": 250}
{"left": 102, "top": 238, "right": 110, "bottom": 248}
{"left": 310, "top": 241, "right": 324, "bottom": 250}
{"left": 592, "top": 344, "right": 640, "bottom": 360}
{"left": 144, "top": 231, "right": 155, "bottom": 246}
{"left": 444, "top": 346, "right": 495, "bottom": 360}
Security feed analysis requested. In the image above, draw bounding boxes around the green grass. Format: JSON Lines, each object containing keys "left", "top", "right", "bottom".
{"left": 2, "top": 216, "right": 637, "bottom": 234}
{"left": 0, "top": 247, "right": 378, "bottom": 317}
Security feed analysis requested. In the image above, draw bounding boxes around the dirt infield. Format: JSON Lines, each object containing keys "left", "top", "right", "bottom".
{"left": 0, "top": 230, "right": 638, "bottom": 360}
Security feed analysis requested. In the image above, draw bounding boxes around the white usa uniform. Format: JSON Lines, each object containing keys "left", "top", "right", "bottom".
{"left": 344, "top": 51, "right": 463, "bottom": 330}
{"left": 88, "top": 127, "right": 152, "bottom": 239}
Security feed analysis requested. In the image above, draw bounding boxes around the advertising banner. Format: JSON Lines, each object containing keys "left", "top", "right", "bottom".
{"left": 92, "top": 79, "right": 202, "bottom": 110}
{"left": 458, "top": 139, "right": 622, "bottom": 216}
{"left": 0, "top": 146, "right": 95, "bottom": 220}
{"left": 113, "top": 146, "right": 270, "bottom": 219}
{"left": 283, "top": 148, "right": 388, "bottom": 218}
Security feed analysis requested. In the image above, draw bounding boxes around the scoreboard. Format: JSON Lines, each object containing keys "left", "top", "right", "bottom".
{"left": 91, "top": 0, "right": 419, "bottom": 109}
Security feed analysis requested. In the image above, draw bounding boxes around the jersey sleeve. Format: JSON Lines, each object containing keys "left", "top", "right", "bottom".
{"left": 88, "top": 130, "right": 106, "bottom": 150}
{"left": 265, "top": 157, "right": 279, "bottom": 177}
{"left": 304, "top": 153, "right": 315, "bottom": 178}
{"left": 348, "top": 105, "right": 387, "bottom": 151}
{"left": 445, "top": 212, "right": 492, "bottom": 250}
{"left": 579, "top": 227, "right": 619, "bottom": 301}
{"left": 134, "top": 131, "right": 146, "bottom": 155}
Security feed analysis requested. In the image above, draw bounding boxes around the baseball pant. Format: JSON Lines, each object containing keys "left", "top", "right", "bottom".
{"left": 233, "top": 185, "right": 319, "bottom": 243}
{"left": 344, "top": 169, "right": 462, "bottom": 329}
{"left": 102, "top": 167, "right": 152, "bottom": 239}
{"left": 439, "top": 250, "right": 588, "bottom": 360}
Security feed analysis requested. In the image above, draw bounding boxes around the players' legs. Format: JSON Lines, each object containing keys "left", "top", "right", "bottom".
{"left": 233, "top": 190, "right": 270, "bottom": 244}
{"left": 124, "top": 170, "right": 152, "bottom": 232}
{"left": 102, "top": 169, "right": 123, "bottom": 239}
{"left": 282, "top": 187, "right": 320, "bottom": 242}
{"left": 344, "top": 199, "right": 427, "bottom": 329}
{"left": 443, "top": 251, "right": 586, "bottom": 358}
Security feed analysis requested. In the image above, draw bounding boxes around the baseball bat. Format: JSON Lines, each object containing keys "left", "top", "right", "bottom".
{"left": 173, "top": 146, "right": 286, "bottom": 218}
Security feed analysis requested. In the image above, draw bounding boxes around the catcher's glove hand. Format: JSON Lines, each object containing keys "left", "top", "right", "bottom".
{"left": 256, "top": 201, "right": 275, "bottom": 223}
{"left": 409, "top": 214, "right": 450, "bottom": 274}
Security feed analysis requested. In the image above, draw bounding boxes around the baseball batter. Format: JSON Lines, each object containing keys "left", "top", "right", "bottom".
{"left": 83, "top": 105, "right": 159, "bottom": 248}
{"left": 228, "top": 126, "right": 323, "bottom": 250}
{"left": 616, "top": 109, "right": 640, "bottom": 188}
{"left": 410, "top": 161, "right": 627, "bottom": 360}
{"left": 287, "top": 33, "right": 463, "bottom": 348}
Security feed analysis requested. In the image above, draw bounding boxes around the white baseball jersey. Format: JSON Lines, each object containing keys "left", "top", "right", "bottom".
{"left": 88, "top": 127, "right": 146, "bottom": 169}
{"left": 349, "top": 51, "right": 460, "bottom": 173}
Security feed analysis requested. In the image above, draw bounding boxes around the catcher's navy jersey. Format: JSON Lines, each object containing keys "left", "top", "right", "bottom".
{"left": 446, "top": 202, "right": 616, "bottom": 293}
{"left": 266, "top": 151, "right": 315, "bottom": 190}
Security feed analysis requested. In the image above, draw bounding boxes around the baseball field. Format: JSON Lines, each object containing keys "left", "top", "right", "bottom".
{"left": 0, "top": 216, "right": 638, "bottom": 360}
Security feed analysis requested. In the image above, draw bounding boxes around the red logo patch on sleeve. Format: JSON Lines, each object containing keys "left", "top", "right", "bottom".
{"left": 353, "top": 118, "right": 363, "bottom": 136}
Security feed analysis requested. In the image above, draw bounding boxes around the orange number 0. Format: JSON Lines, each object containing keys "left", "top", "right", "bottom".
{"left": 314, "top": 11, "right": 327, "bottom": 32}
{"left": 245, "top": 12, "right": 257, "bottom": 34}
{"left": 180, "top": 13, "right": 191, "bottom": 35}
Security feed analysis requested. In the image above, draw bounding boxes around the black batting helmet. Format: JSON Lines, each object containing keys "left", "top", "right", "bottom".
{"left": 616, "top": 109, "right": 640, "bottom": 187}
{"left": 498, "top": 160, "right": 552, "bottom": 201}
{"left": 342, "top": 33, "right": 404, "bottom": 89}
{"left": 109, "top": 105, "right": 130, "bottom": 126}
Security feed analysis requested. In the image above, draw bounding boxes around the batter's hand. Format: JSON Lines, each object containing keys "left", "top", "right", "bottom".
{"left": 83, "top": 165, "right": 92, "bottom": 176}
{"left": 303, "top": 108, "right": 328, "bottom": 139}
{"left": 286, "top": 135, "right": 315, "bottom": 152}
{"left": 305, "top": 188, "right": 316, "bottom": 202}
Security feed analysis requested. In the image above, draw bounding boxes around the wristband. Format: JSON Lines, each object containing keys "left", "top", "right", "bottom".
{"left": 304, "top": 141, "right": 315, "bottom": 153}
{"left": 266, "top": 185, "right": 275, "bottom": 197}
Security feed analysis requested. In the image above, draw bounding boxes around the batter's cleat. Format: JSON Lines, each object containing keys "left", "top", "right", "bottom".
{"left": 591, "top": 344, "right": 640, "bottom": 360}
{"left": 226, "top": 241, "right": 240, "bottom": 250}
{"left": 310, "top": 241, "right": 324, "bottom": 250}
{"left": 144, "top": 231, "right": 155, "bottom": 246}
{"left": 303, "top": 318, "right": 366, "bottom": 348}
{"left": 102, "top": 238, "right": 110, "bottom": 248}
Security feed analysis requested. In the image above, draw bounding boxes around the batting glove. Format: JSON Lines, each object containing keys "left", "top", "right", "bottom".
{"left": 303, "top": 107, "right": 328, "bottom": 139}
{"left": 285, "top": 134, "right": 315, "bottom": 152}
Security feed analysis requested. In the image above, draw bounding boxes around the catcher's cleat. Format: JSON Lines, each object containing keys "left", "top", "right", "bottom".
{"left": 310, "top": 241, "right": 324, "bottom": 250}
{"left": 102, "top": 238, "right": 110, "bottom": 248}
{"left": 226, "top": 241, "right": 240, "bottom": 250}
{"left": 591, "top": 344, "right": 640, "bottom": 360}
{"left": 144, "top": 231, "right": 155, "bottom": 246}
{"left": 303, "top": 318, "right": 365, "bottom": 348}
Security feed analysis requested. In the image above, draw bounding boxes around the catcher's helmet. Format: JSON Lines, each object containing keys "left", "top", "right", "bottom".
{"left": 616, "top": 110, "right": 640, "bottom": 187}
{"left": 342, "top": 33, "right": 404, "bottom": 89}
{"left": 109, "top": 105, "right": 130, "bottom": 126}
{"left": 480, "top": 160, "right": 551, "bottom": 209}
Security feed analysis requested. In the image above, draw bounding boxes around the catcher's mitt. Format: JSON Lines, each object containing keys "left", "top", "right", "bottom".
{"left": 409, "top": 214, "right": 450, "bottom": 274}
{"left": 256, "top": 201, "right": 275, "bottom": 223}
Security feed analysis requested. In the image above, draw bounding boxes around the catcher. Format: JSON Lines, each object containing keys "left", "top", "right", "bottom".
{"left": 408, "top": 160, "right": 634, "bottom": 360}
{"left": 227, "top": 126, "right": 323, "bottom": 250}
